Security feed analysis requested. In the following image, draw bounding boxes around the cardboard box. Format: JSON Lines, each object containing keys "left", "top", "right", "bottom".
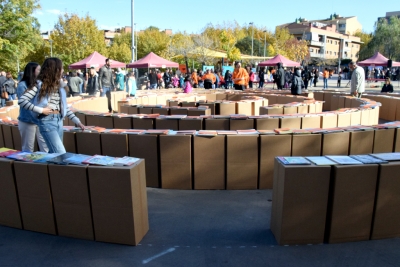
{"left": 181, "top": 102, "right": 197, "bottom": 108}
{"left": 373, "top": 129, "right": 395, "bottom": 153}
{"left": 308, "top": 104, "right": 316, "bottom": 114}
{"left": 326, "top": 165, "right": 378, "bottom": 243}
{"left": 297, "top": 105, "right": 308, "bottom": 114}
{"left": 155, "top": 119, "right": 179, "bottom": 131}
{"left": 0, "top": 124, "right": 5, "bottom": 148}
{"left": 321, "top": 132, "right": 350, "bottom": 155}
{"left": 350, "top": 111, "right": 361, "bottom": 126}
{"left": 371, "top": 163, "right": 400, "bottom": 240}
{"left": 179, "top": 118, "right": 203, "bottom": 131}
{"left": 0, "top": 159, "right": 22, "bottom": 229}
{"left": 330, "top": 96, "right": 339, "bottom": 111}
{"left": 153, "top": 107, "right": 169, "bottom": 115}
{"left": 321, "top": 114, "right": 338, "bottom": 129}
{"left": 170, "top": 108, "right": 188, "bottom": 116}
{"left": 96, "top": 116, "right": 114, "bottom": 129}
{"left": 394, "top": 128, "right": 400, "bottom": 152}
{"left": 63, "top": 131, "right": 77, "bottom": 153}
{"left": 159, "top": 135, "right": 192, "bottom": 189}
{"left": 271, "top": 162, "right": 331, "bottom": 245}
{"left": 226, "top": 135, "right": 258, "bottom": 189}
{"left": 236, "top": 102, "right": 252, "bottom": 116}
{"left": 14, "top": 162, "right": 56, "bottom": 234}
{"left": 76, "top": 112, "right": 87, "bottom": 125}
{"left": 283, "top": 106, "right": 297, "bottom": 115}
{"left": 229, "top": 119, "right": 254, "bottom": 130}
{"left": 259, "top": 135, "right": 291, "bottom": 189}
{"left": 2, "top": 124, "right": 14, "bottom": 149}
{"left": 193, "top": 135, "right": 225, "bottom": 189}
{"left": 292, "top": 134, "right": 321, "bottom": 156}
{"left": 128, "top": 106, "right": 139, "bottom": 114}
{"left": 280, "top": 117, "right": 301, "bottom": 130}
{"left": 48, "top": 165, "right": 94, "bottom": 240}
{"left": 10, "top": 125, "right": 22, "bottom": 151}
{"left": 360, "top": 109, "right": 371, "bottom": 125}
{"left": 129, "top": 134, "right": 160, "bottom": 188}
{"left": 349, "top": 131, "right": 374, "bottom": 155}
{"left": 85, "top": 115, "right": 99, "bottom": 127}
{"left": 88, "top": 161, "right": 148, "bottom": 245}
{"left": 260, "top": 107, "right": 283, "bottom": 115}
{"left": 101, "top": 133, "right": 128, "bottom": 157}
{"left": 76, "top": 132, "right": 102, "bottom": 155}
{"left": 132, "top": 118, "right": 154, "bottom": 130}
{"left": 199, "top": 103, "right": 215, "bottom": 115}
{"left": 301, "top": 116, "right": 321, "bottom": 129}
{"left": 338, "top": 96, "right": 345, "bottom": 109}
{"left": 337, "top": 113, "right": 351, "bottom": 127}
{"left": 255, "top": 118, "right": 280, "bottom": 130}
{"left": 113, "top": 117, "right": 133, "bottom": 129}
{"left": 205, "top": 118, "right": 230, "bottom": 130}
{"left": 187, "top": 108, "right": 211, "bottom": 116}
{"left": 218, "top": 102, "right": 236, "bottom": 115}
{"left": 120, "top": 105, "right": 130, "bottom": 114}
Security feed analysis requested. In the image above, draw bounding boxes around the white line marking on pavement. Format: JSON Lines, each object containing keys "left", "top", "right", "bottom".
{"left": 142, "top": 248, "right": 176, "bottom": 264}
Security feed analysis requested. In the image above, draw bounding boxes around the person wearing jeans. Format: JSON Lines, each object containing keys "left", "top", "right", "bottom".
{"left": 323, "top": 68, "right": 329, "bottom": 89}
{"left": 99, "top": 58, "right": 115, "bottom": 112}
{"left": 100, "top": 86, "right": 112, "bottom": 112}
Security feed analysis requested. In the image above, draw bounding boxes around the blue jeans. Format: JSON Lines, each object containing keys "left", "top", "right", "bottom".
{"left": 100, "top": 87, "right": 113, "bottom": 112}
{"left": 258, "top": 81, "right": 264, "bottom": 88}
{"left": 150, "top": 83, "right": 157, "bottom": 89}
{"left": 0, "top": 98, "right": 5, "bottom": 107}
{"left": 37, "top": 114, "right": 66, "bottom": 153}
{"left": 323, "top": 78, "right": 328, "bottom": 89}
{"left": 8, "top": 94, "right": 16, "bottom": 101}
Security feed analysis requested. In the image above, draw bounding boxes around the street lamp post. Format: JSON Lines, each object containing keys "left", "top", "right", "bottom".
{"left": 134, "top": 23, "right": 138, "bottom": 61}
{"left": 49, "top": 39, "right": 53, "bottom": 57}
{"left": 249, "top": 22, "right": 254, "bottom": 64}
{"left": 131, "top": 0, "right": 135, "bottom": 63}
{"left": 263, "top": 30, "right": 267, "bottom": 60}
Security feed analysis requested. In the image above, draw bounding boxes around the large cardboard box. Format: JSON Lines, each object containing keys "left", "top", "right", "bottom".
{"left": 113, "top": 117, "right": 133, "bottom": 129}
{"left": 229, "top": 119, "right": 254, "bottom": 130}
{"left": 236, "top": 102, "right": 252, "bottom": 116}
{"left": 373, "top": 128, "right": 395, "bottom": 153}
{"left": 0, "top": 124, "right": 5, "bottom": 148}
{"left": 200, "top": 103, "right": 215, "bottom": 115}
{"left": 170, "top": 108, "right": 188, "bottom": 116}
{"left": 394, "top": 128, "right": 400, "bottom": 152}
{"left": 132, "top": 118, "right": 154, "bottom": 130}
{"left": 179, "top": 118, "right": 203, "bottom": 131}
{"left": 321, "top": 132, "right": 350, "bottom": 155}
{"left": 350, "top": 111, "right": 361, "bottom": 126}
{"left": 326, "top": 165, "right": 378, "bottom": 243}
{"left": 255, "top": 118, "right": 280, "bottom": 130}
{"left": 205, "top": 118, "right": 230, "bottom": 130}
{"left": 226, "top": 135, "right": 258, "bottom": 189}
{"left": 280, "top": 117, "right": 301, "bottom": 129}
{"left": 301, "top": 116, "right": 321, "bottom": 129}
{"left": 153, "top": 107, "right": 169, "bottom": 115}
{"left": 14, "top": 162, "right": 56, "bottom": 234}
{"left": 349, "top": 131, "right": 374, "bottom": 155}
{"left": 155, "top": 118, "right": 179, "bottom": 131}
{"left": 85, "top": 115, "right": 99, "bottom": 127}
{"left": 360, "top": 109, "right": 371, "bottom": 125}
{"left": 48, "top": 165, "right": 94, "bottom": 240}
{"left": 337, "top": 113, "right": 351, "bottom": 127}
{"left": 10, "top": 125, "right": 22, "bottom": 151}
{"left": 283, "top": 106, "right": 297, "bottom": 115}
{"left": 218, "top": 102, "right": 236, "bottom": 115}
{"left": 0, "top": 159, "right": 22, "bottom": 229}
{"left": 101, "top": 133, "right": 128, "bottom": 157}
{"left": 97, "top": 116, "right": 114, "bottom": 129}
{"left": 371, "top": 163, "right": 400, "bottom": 240}
{"left": 259, "top": 135, "right": 292, "bottom": 189}
{"left": 260, "top": 107, "right": 283, "bottom": 115}
{"left": 193, "top": 135, "right": 225, "bottom": 189}
{"left": 129, "top": 134, "right": 160, "bottom": 188}
{"left": 321, "top": 114, "right": 338, "bottom": 129}
{"left": 271, "top": 162, "right": 331, "bottom": 245}
{"left": 76, "top": 132, "right": 102, "bottom": 155}
{"left": 2, "top": 124, "right": 14, "bottom": 149}
{"left": 187, "top": 109, "right": 210, "bottom": 116}
{"left": 88, "top": 161, "right": 148, "bottom": 245}
{"left": 63, "top": 131, "right": 77, "bottom": 153}
{"left": 330, "top": 96, "right": 339, "bottom": 111}
{"left": 76, "top": 112, "right": 87, "bottom": 125}
{"left": 159, "top": 134, "right": 192, "bottom": 189}
{"left": 291, "top": 134, "right": 321, "bottom": 156}
{"left": 128, "top": 106, "right": 139, "bottom": 114}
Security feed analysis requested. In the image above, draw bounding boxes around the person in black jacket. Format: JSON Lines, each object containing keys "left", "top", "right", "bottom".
{"left": 302, "top": 67, "right": 310, "bottom": 90}
{"left": 381, "top": 77, "right": 394, "bottom": 93}
{"left": 258, "top": 68, "right": 265, "bottom": 88}
{"left": 291, "top": 69, "right": 304, "bottom": 95}
{"left": 276, "top": 63, "right": 285, "bottom": 90}
{"left": 86, "top": 67, "right": 99, "bottom": 96}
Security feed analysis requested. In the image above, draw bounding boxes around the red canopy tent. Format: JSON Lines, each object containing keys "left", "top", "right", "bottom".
{"left": 358, "top": 52, "right": 400, "bottom": 67}
{"left": 258, "top": 54, "right": 300, "bottom": 67}
{"left": 126, "top": 52, "right": 179, "bottom": 68}
{"left": 69, "top": 51, "right": 126, "bottom": 69}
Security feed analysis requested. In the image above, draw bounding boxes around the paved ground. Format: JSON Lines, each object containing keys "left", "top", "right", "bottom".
{"left": 1, "top": 188, "right": 400, "bottom": 267}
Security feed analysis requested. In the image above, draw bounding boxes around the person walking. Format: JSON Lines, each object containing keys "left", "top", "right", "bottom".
{"left": 126, "top": 72, "right": 137, "bottom": 97}
{"left": 302, "top": 67, "right": 310, "bottom": 90}
{"left": 68, "top": 71, "right": 82, "bottom": 96}
{"left": 98, "top": 58, "right": 115, "bottom": 113}
{"left": 323, "top": 68, "right": 329, "bottom": 89}
{"left": 115, "top": 68, "right": 125, "bottom": 91}
{"left": 313, "top": 69, "right": 319, "bottom": 87}
{"left": 86, "top": 67, "right": 99, "bottom": 96}
{"left": 276, "top": 63, "right": 285, "bottom": 90}
{"left": 18, "top": 57, "right": 85, "bottom": 153}
{"left": 337, "top": 72, "right": 342, "bottom": 88}
{"left": 202, "top": 69, "right": 216, "bottom": 89}
{"left": 191, "top": 69, "right": 198, "bottom": 88}
{"left": 349, "top": 61, "right": 365, "bottom": 98}
{"left": 291, "top": 69, "right": 305, "bottom": 95}
{"left": 147, "top": 69, "right": 158, "bottom": 89}
{"left": 211, "top": 69, "right": 219, "bottom": 89}
{"left": 3, "top": 72, "right": 17, "bottom": 101}
{"left": 183, "top": 75, "right": 193, "bottom": 93}
{"left": 258, "top": 68, "right": 265, "bottom": 89}
{"left": 16, "top": 62, "right": 48, "bottom": 152}
{"left": 232, "top": 62, "right": 249, "bottom": 90}
{"left": 381, "top": 77, "right": 394, "bottom": 93}
{"left": 224, "top": 70, "right": 233, "bottom": 89}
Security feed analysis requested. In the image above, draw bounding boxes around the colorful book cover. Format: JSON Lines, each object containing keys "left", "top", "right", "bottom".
{"left": 0, "top": 147, "right": 13, "bottom": 153}
{"left": 33, "top": 153, "right": 63, "bottom": 163}
{"left": 197, "top": 130, "right": 218, "bottom": 136}
{"left": 325, "top": 156, "right": 364, "bottom": 165}
{"left": 370, "top": 153, "right": 400, "bottom": 161}
{"left": 6, "top": 152, "right": 47, "bottom": 162}
{"left": 277, "top": 156, "right": 311, "bottom": 165}
{"left": 350, "top": 155, "right": 388, "bottom": 164}
{"left": 306, "top": 156, "right": 338, "bottom": 166}
{"left": 63, "top": 154, "right": 91, "bottom": 165}
{"left": 82, "top": 155, "right": 115, "bottom": 166}
{"left": 0, "top": 149, "right": 20, "bottom": 158}
{"left": 47, "top": 153, "right": 77, "bottom": 165}
{"left": 113, "top": 156, "right": 141, "bottom": 166}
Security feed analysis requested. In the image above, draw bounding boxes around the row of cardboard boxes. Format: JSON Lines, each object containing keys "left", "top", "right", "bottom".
{"left": 272, "top": 159, "right": 400, "bottom": 245}
{"left": 0, "top": 158, "right": 148, "bottom": 246}
{"left": 2, "top": 122, "right": 400, "bottom": 190}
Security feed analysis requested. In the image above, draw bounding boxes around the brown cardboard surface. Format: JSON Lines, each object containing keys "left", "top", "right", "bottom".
{"left": 327, "top": 165, "right": 378, "bottom": 243}
{"left": 322, "top": 132, "right": 350, "bottom": 155}
{"left": 48, "top": 165, "right": 94, "bottom": 240}
{"left": 153, "top": 108, "right": 169, "bottom": 115}
{"left": 283, "top": 106, "right": 297, "bottom": 114}
{"left": 395, "top": 128, "right": 400, "bottom": 152}
{"left": 128, "top": 106, "right": 139, "bottom": 114}
{"left": 321, "top": 114, "right": 338, "bottom": 129}
{"left": 179, "top": 119, "right": 203, "bottom": 131}
{"left": 236, "top": 102, "right": 252, "bottom": 116}
{"left": 85, "top": 115, "right": 99, "bottom": 127}
{"left": 255, "top": 118, "right": 280, "bottom": 130}
{"left": 323, "top": 93, "right": 333, "bottom": 111}
{"left": 132, "top": 118, "right": 154, "bottom": 130}
{"left": 155, "top": 119, "right": 179, "bottom": 130}
{"left": 291, "top": 134, "right": 321, "bottom": 156}
{"left": 97, "top": 116, "right": 114, "bottom": 129}
{"left": 101, "top": 133, "right": 128, "bottom": 157}
{"left": 129, "top": 134, "right": 159, "bottom": 188}
{"left": 301, "top": 116, "right": 321, "bottom": 129}
{"left": 14, "top": 162, "right": 56, "bottom": 234}
{"left": 360, "top": 109, "right": 371, "bottom": 125}
{"left": 76, "top": 132, "right": 102, "bottom": 155}
{"left": 259, "top": 135, "right": 291, "bottom": 189}
{"left": 160, "top": 135, "right": 192, "bottom": 189}
{"left": 344, "top": 97, "right": 352, "bottom": 108}
{"left": 113, "top": 117, "right": 133, "bottom": 129}
{"left": 297, "top": 105, "right": 308, "bottom": 114}
{"left": 187, "top": 109, "right": 210, "bottom": 116}
{"left": 120, "top": 105, "right": 129, "bottom": 114}
{"left": 63, "top": 132, "right": 77, "bottom": 153}
{"left": 280, "top": 117, "right": 301, "bottom": 129}
{"left": 338, "top": 97, "right": 345, "bottom": 109}
{"left": 170, "top": 108, "right": 188, "bottom": 115}
{"left": 349, "top": 131, "right": 374, "bottom": 155}
{"left": 193, "top": 135, "right": 225, "bottom": 189}
{"left": 350, "top": 111, "right": 361, "bottom": 126}
{"left": 330, "top": 96, "right": 339, "bottom": 111}
{"left": 200, "top": 103, "right": 215, "bottom": 115}
{"left": 76, "top": 113, "right": 87, "bottom": 125}
{"left": 88, "top": 161, "right": 148, "bottom": 245}
{"left": 337, "top": 113, "right": 351, "bottom": 127}
{"left": 373, "top": 129, "right": 395, "bottom": 153}
{"left": 226, "top": 135, "right": 258, "bottom": 189}
{"left": 308, "top": 104, "right": 316, "bottom": 114}
{"left": 229, "top": 119, "right": 254, "bottom": 130}
{"left": 0, "top": 159, "right": 22, "bottom": 229}
{"left": 219, "top": 102, "right": 236, "bottom": 115}
{"left": 271, "top": 163, "right": 331, "bottom": 245}
{"left": 371, "top": 163, "right": 400, "bottom": 239}
{"left": 11, "top": 125, "right": 22, "bottom": 151}
{"left": 205, "top": 118, "right": 230, "bottom": 130}
{"left": 2, "top": 124, "right": 14, "bottom": 149}
{"left": 181, "top": 102, "right": 197, "bottom": 107}
{"left": 0, "top": 124, "right": 4, "bottom": 148}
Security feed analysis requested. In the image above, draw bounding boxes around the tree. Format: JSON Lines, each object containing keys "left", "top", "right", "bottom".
{"left": 235, "top": 36, "right": 263, "bottom": 56}
{"left": 136, "top": 28, "right": 170, "bottom": 59}
{"left": 0, "top": 0, "right": 42, "bottom": 73}
{"left": 354, "top": 30, "right": 374, "bottom": 60}
{"left": 170, "top": 32, "right": 196, "bottom": 73}
{"left": 284, "top": 38, "right": 309, "bottom": 62}
{"left": 108, "top": 32, "right": 132, "bottom": 63}
{"left": 220, "top": 30, "right": 240, "bottom": 62}
{"left": 50, "top": 13, "right": 107, "bottom": 69}
{"left": 192, "top": 33, "right": 215, "bottom": 65}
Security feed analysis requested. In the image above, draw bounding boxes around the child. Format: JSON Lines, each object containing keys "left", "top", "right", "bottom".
{"left": 179, "top": 74, "right": 185, "bottom": 88}
{"left": 337, "top": 72, "right": 342, "bottom": 88}
{"left": 183, "top": 76, "right": 192, "bottom": 93}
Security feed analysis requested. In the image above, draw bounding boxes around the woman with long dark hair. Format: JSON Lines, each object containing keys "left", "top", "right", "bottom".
{"left": 16, "top": 62, "right": 48, "bottom": 152}
{"left": 18, "top": 58, "right": 84, "bottom": 153}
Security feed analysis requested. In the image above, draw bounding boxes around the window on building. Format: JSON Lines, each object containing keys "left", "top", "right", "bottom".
{"left": 334, "top": 52, "right": 336, "bottom": 56}
{"left": 330, "top": 51, "right": 332, "bottom": 55}
{"left": 310, "top": 48, "right": 314, "bottom": 52}
{"left": 335, "top": 41, "right": 337, "bottom": 45}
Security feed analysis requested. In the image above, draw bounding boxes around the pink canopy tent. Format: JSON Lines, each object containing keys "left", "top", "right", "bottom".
{"left": 126, "top": 52, "right": 179, "bottom": 68}
{"left": 258, "top": 54, "right": 300, "bottom": 67}
{"left": 358, "top": 52, "right": 400, "bottom": 67}
{"left": 69, "top": 51, "right": 126, "bottom": 69}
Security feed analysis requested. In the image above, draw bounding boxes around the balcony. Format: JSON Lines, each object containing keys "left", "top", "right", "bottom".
{"left": 310, "top": 53, "right": 325, "bottom": 58}
{"left": 310, "top": 40, "right": 324, "bottom": 47}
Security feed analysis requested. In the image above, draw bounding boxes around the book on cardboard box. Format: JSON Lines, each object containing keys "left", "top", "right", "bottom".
{"left": 82, "top": 155, "right": 116, "bottom": 166}
{"left": 113, "top": 156, "right": 141, "bottom": 166}
{"left": 370, "top": 153, "right": 400, "bottom": 162}
{"left": 277, "top": 156, "right": 311, "bottom": 165}
{"left": 325, "top": 155, "right": 364, "bottom": 165}
{"left": 306, "top": 156, "right": 338, "bottom": 166}
{"left": 63, "top": 154, "right": 91, "bottom": 165}
{"left": 197, "top": 130, "right": 217, "bottom": 137}
{"left": 47, "top": 153, "right": 77, "bottom": 165}
{"left": 0, "top": 149, "right": 20, "bottom": 158}
{"left": 350, "top": 155, "right": 388, "bottom": 164}
{"left": 6, "top": 152, "right": 48, "bottom": 162}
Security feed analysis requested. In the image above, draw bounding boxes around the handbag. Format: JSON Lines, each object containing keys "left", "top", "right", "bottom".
{"left": 1, "top": 88, "right": 8, "bottom": 99}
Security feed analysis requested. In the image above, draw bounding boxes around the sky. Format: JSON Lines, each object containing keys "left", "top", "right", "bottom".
{"left": 34, "top": 0, "right": 395, "bottom": 34}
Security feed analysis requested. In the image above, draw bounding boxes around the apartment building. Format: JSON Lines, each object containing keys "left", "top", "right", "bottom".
{"left": 104, "top": 27, "right": 173, "bottom": 46}
{"left": 378, "top": 11, "right": 400, "bottom": 22}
